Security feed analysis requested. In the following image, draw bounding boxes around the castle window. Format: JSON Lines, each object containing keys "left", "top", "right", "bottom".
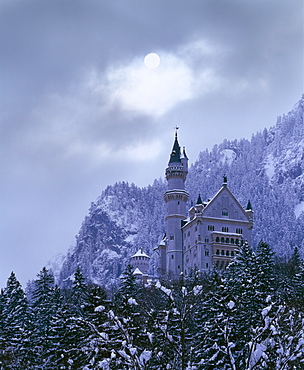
{"left": 195, "top": 226, "right": 197, "bottom": 232}
{"left": 221, "top": 237, "right": 225, "bottom": 243}
{"left": 226, "top": 238, "right": 229, "bottom": 244}
{"left": 222, "top": 227, "right": 229, "bottom": 232}
{"left": 206, "top": 263, "right": 209, "bottom": 268}
{"left": 221, "top": 250, "right": 225, "bottom": 256}
{"left": 222, "top": 210, "right": 229, "bottom": 217}
{"left": 216, "top": 237, "right": 220, "bottom": 243}
{"left": 205, "top": 250, "right": 209, "bottom": 256}
{"left": 178, "top": 201, "right": 180, "bottom": 205}
{"left": 231, "top": 238, "right": 234, "bottom": 244}
{"left": 171, "top": 255, "right": 174, "bottom": 259}
{"left": 216, "top": 249, "right": 220, "bottom": 255}
{"left": 198, "top": 235, "right": 201, "bottom": 241}
{"left": 170, "top": 235, "right": 174, "bottom": 240}
{"left": 188, "top": 231, "right": 190, "bottom": 237}
{"left": 231, "top": 251, "right": 235, "bottom": 257}
{"left": 236, "top": 228, "right": 243, "bottom": 234}
{"left": 226, "top": 250, "right": 230, "bottom": 256}
{"left": 208, "top": 225, "right": 214, "bottom": 231}
{"left": 205, "top": 238, "right": 209, "bottom": 243}
{"left": 235, "top": 239, "right": 239, "bottom": 245}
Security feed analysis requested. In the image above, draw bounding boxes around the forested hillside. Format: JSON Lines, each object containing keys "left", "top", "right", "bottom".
{"left": 56, "top": 96, "right": 304, "bottom": 289}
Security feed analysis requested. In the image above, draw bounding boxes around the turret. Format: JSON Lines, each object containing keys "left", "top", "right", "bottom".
{"left": 245, "top": 199, "right": 254, "bottom": 227}
{"left": 163, "top": 129, "right": 189, "bottom": 276}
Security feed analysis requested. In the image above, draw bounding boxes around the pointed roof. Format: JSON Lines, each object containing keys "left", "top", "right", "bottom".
{"left": 196, "top": 194, "right": 203, "bottom": 205}
{"left": 131, "top": 249, "right": 150, "bottom": 259}
{"left": 181, "top": 146, "right": 188, "bottom": 160}
{"left": 168, "top": 132, "right": 181, "bottom": 164}
{"left": 133, "top": 267, "right": 143, "bottom": 275}
{"left": 203, "top": 183, "right": 250, "bottom": 221}
{"left": 246, "top": 200, "right": 252, "bottom": 210}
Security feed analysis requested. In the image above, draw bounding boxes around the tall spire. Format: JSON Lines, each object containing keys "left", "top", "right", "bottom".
{"left": 168, "top": 127, "right": 181, "bottom": 163}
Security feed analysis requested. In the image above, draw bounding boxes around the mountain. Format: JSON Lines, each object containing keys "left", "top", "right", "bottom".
{"left": 57, "top": 95, "right": 304, "bottom": 289}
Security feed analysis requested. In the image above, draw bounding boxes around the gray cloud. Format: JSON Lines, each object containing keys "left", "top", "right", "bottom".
{"left": 0, "top": 0, "right": 303, "bottom": 287}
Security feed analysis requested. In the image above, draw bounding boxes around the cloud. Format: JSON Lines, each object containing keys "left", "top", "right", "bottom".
{"left": 96, "top": 51, "right": 218, "bottom": 117}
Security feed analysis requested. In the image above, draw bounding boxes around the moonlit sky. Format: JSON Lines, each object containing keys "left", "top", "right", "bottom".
{"left": 0, "top": 0, "right": 303, "bottom": 288}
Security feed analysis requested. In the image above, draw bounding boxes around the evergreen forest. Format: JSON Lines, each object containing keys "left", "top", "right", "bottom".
{"left": 1, "top": 242, "right": 303, "bottom": 369}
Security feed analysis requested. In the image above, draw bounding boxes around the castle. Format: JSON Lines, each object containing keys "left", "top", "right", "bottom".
{"left": 131, "top": 131, "right": 253, "bottom": 278}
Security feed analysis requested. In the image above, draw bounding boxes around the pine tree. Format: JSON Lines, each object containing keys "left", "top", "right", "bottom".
{"left": 0, "top": 272, "right": 30, "bottom": 369}
{"left": 193, "top": 270, "right": 234, "bottom": 369}
{"left": 30, "top": 267, "right": 58, "bottom": 367}
{"left": 71, "top": 266, "right": 89, "bottom": 316}
{"left": 78, "top": 284, "right": 110, "bottom": 369}
{"left": 255, "top": 241, "right": 276, "bottom": 302}
{"left": 107, "top": 265, "right": 151, "bottom": 369}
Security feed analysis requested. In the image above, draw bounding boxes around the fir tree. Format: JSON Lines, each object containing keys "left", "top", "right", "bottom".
{"left": 30, "top": 267, "right": 57, "bottom": 367}
{"left": 0, "top": 272, "right": 29, "bottom": 369}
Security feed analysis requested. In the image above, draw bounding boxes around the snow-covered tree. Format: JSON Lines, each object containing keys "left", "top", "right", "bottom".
{"left": 0, "top": 272, "right": 29, "bottom": 369}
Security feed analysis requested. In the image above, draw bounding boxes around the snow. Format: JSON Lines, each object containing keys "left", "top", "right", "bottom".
{"left": 262, "top": 305, "right": 272, "bottom": 317}
{"left": 219, "top": 148, "right": 237, "bottom": 165}
{"left": 95, "top": 305, "right": 105, "bottom": 312}
{"left": 139, "top": 349, "right": 152, "bottom": 365}
{"left": 127, "top": 297, "right": 138, "bottom": 305}
{"left": 227, "top": 301, "right": 235, "bottom": 309}
{"left": 264, "top": 154, "right": 275, "bottom": 180}
{"left": 193, "top": 285, "right": 203, "bottom": 295}
{"left": 100, "top": 249, "right": 119, "bottom": 259}
{"left": 131, "top": 249, "right": 150, "bottom": 258}
{"left": 294, "top": 201, "right": 304, "bottom": 218}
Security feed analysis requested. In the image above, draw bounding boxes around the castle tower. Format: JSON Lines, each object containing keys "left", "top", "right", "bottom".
{"left": 163, "top": 130, "right": 189, "bottom": 276}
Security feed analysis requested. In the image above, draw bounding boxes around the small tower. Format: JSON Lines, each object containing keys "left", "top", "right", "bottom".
{"left": 130, "top": 249, "right": 150, "bottom": 283}
{"left": 130, "top": 249, "right": 150, "bottom": 275}
{"left": 163, "top": 129, "right": 189, "bottom": 276}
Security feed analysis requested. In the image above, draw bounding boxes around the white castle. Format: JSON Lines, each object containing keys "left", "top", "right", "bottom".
{"left": 131, "top": 131, "right": 253, "bottom": 278}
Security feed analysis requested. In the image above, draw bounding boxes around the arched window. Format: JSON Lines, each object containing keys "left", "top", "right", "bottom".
{"left": 221, "top": 250, "right": 225, "bottom": 255}
{"left": 216, "top": 249, "right": 220, "bottom": 255}
{"left": 231, "top": 251, "right": 235, "bottom": 257}
{"left": 216, "top": 237, "right": 220, "bottom": 243}
{"left": 221, "top": 237, "right": 225, "bottom": 243}
{"left": 226, "top": 238, "right": 229, "bottom": 243}
{"left": 226, "top": 250, "right": 230, "bottom": 256}
{"left": 231, "top": 238, "right": 234, "bottom": 244}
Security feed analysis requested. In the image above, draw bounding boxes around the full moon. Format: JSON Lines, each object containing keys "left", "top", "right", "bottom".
{"left": 144, "top": 53, "right": 160, "bottom": 69}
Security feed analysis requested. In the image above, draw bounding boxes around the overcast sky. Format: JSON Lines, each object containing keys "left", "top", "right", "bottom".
{"left": 0, "top": 0, "right": 303, "bottom": 288}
